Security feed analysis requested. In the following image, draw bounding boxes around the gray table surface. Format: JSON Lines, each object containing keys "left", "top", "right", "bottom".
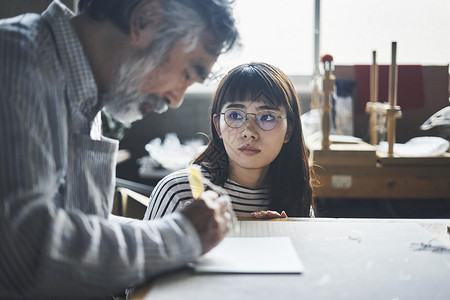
{"left": 132, "top": 218, "right": 450, "bottom": 300}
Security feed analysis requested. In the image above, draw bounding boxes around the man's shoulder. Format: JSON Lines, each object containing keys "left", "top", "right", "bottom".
{"left": 0, "top": 13, "right": 54, "bottom": 62}
{"left": 0, "top": 13, "right": 46, "bottom": 42}
{"left": 0, "top": 12, "right": 63, "bottom": 93}
{"left": 0, "top": 13, "right": 66, "bottom": 129}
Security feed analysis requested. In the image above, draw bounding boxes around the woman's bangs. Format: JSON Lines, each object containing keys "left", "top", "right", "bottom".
{"left": 221, "top": 73, "right": 284, "bottom": 108}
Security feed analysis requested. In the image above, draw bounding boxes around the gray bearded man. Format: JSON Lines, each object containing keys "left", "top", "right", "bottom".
{"left": 0, "top": 0, "right": 239, "bottom": 299}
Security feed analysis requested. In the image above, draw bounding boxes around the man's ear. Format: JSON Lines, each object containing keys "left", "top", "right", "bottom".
{"left": 213, "top": 114, "right": 222, "bottom": 139}
{"left": 284, "top": 126, "right": 293, "bottom": 143}
{"left": 129, "top": 0, "right": 161, "bottom": 48}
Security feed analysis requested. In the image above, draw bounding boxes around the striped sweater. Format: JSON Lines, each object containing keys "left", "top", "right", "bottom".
{"left": 144, "top": 168, "right": 271, "bottom": 220}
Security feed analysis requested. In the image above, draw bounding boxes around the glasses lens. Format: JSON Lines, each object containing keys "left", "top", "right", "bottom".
{"left": 224, "top": 109, "right": 246, "bottom": 128}
{"left": 256, "top": 111, "right": 278, "bottom": 130}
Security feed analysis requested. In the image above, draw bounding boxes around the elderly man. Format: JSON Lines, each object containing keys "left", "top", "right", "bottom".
{"left": 0, "top": 0, "right": 239, "bottom": 298}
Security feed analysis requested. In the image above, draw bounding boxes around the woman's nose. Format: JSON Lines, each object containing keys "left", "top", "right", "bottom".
{"left": 241, "top": 118, "right": 259, "bottom": 140}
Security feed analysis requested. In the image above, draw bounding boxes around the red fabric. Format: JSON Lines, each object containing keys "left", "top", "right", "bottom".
{"left": 354, "top": 65, "right": 424, "bottom": 113}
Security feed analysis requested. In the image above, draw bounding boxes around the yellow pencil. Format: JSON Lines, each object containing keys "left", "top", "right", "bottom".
{"left": 187, "top": 165, "right": 204, "bottom": 200}
{"left": 187, "top": 164, "right": 239, "bottom": 234}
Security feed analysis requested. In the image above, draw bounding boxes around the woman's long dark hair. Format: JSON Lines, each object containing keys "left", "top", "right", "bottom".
{"left": 194, "top": 62, "right": 312, "bottom": 217}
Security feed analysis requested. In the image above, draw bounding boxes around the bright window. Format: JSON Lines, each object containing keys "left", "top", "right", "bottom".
{"left": 215, "top": 0, "right": 314, "bottom": 76}
{"left": 321, "top": 0, "right": 450, "bottom": 66}
{"left": 216, "top": 0, "right": 450, "bottom": 76}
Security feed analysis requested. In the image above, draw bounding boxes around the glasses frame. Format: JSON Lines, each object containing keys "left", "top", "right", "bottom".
{"left": 219, "top": 108, "right": 287, "bottom": 131}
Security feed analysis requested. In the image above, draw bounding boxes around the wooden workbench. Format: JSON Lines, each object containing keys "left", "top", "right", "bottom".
{"left": 309, "top": 141, "right": 450, "bottom": 199}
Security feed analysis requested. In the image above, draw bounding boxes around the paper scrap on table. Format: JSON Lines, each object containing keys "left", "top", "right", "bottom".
{"left": 191, "top": 237, "right": 304, "bottom": 274}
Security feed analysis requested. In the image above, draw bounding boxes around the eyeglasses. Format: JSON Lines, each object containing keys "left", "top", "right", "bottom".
{"left": 220, "top": 108, "right": 287, "bottom": 131}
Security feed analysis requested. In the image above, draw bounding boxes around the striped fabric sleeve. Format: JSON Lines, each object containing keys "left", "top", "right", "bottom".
{"left": 144, "top": 169, "right": 195, "bottom": 220}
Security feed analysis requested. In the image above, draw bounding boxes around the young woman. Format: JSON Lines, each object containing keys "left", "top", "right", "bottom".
{"left": 144, "top": 62, "right": 313, "bottom": 220}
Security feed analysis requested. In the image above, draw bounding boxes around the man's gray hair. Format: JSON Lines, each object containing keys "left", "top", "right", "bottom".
{"left": 78, "top": 0, "right": 239, "bottom": 58}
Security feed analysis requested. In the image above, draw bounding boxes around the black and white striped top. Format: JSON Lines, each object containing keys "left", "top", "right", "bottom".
{"left": 144, "top": 168, "right": 271, "bottom": 220}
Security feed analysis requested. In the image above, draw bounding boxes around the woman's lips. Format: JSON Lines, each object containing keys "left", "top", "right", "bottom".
{"left": 239, "top": 146, "right": 260, "bottom": 155}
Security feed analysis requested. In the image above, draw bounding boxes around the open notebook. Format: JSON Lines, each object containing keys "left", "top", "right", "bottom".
{"left": 190, "top": 237, "right": 304, "bottom": 274}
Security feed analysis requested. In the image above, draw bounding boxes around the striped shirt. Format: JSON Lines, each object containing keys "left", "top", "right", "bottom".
{"left": 144, "top": 168, "right": 271, "bottom": 220}
{"left": 0, "top": 2, "right": 201, "bottom": 299}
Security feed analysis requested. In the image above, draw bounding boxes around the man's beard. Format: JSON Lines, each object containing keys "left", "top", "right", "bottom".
{"left": 103, "top": 52, "right": 169, "bottom": 124}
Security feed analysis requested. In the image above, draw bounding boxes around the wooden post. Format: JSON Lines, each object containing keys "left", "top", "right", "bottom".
{"left": 369, "top": 50, "right": 378, "bottom": 145}
{"left": 321, "top": 54, "right": 335, "bottom": 150}
{"left": 387, "top": 42, "right": 398, "bottom": 156}
{"left": 366, "top": 44, "right": 401, "bottom": 154}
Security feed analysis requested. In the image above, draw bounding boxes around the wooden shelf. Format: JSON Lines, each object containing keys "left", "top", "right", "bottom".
{"left": 309, "top": 141, "right": 450, "bottom": 199}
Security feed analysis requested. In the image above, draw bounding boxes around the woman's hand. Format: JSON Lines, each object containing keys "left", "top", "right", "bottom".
{"left": 251, "top": 210, "right": 288, "bottom": 219}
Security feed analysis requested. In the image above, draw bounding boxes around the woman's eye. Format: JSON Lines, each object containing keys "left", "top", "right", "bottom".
{"left": 229, "top": 112, "right": 240, "bottom": 119}
{"left": 260, "top": 114, "right": 276, "bottom": 121}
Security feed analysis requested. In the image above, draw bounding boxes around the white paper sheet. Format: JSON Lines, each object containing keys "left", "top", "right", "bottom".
{"left": 191, "top": 237, "right": 304, "bottom": 274}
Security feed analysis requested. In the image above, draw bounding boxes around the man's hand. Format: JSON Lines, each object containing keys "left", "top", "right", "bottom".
{"left": 181, "top": 190, "right": 232, "bottom": 255}
{"left": 251, "top": 210, "right": 288, "bottom": 219}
